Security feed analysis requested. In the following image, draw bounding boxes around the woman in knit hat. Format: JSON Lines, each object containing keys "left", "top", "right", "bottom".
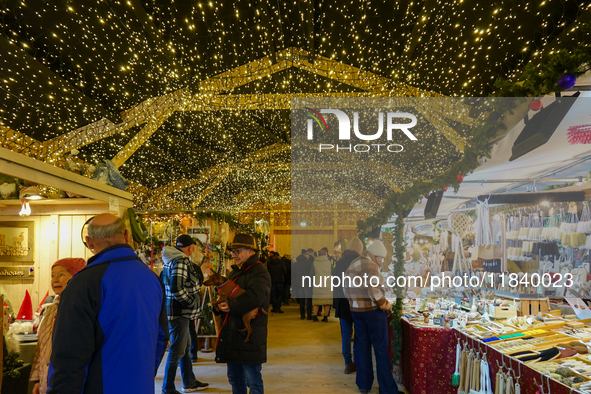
{"left": 30, "top": 257, "right": 86, "bottom": 394}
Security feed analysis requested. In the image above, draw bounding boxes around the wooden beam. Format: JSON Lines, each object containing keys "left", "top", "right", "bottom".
{"left": 0, "top": 125, "right": 42, "bottom": 156}
{"left": 146, "top": 143, "right": 290, "bottom": 206}
{"left": 111, "top": 106, "right": 175, "bottom": 167}
{"left": 191, "top": 168, "right": 231, "bottom": 207}
{"left": 40, "top": 89, "right": 187, "bottom": 161}
{"left": 0, "top": 146, "right": 133, "bottom": 207}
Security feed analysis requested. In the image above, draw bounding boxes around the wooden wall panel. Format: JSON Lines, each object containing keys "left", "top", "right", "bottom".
{"left": 37, "top": 215, "right": 59, "bottom": 305}
{"left": 58, "top": 216, "right": 72, "bottom": 259}
{"left": 273, "top": 233, "right": 291, "bottom": 257}
{"left": 71, "top": 215, "right": 87, "bottom": 259}
{"left": 291, "top": 232, "right": 334, "bottom": 257}
{"left": 1, "top": 213, "right": 100, "bottom": 313}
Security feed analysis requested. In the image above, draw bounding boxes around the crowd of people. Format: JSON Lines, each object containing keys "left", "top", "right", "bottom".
{"left": 28, "top": 214, "right": 397, "bottom": 394}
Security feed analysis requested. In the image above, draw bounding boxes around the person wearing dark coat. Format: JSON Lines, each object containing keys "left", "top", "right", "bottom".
{"left": 266, "top": 252, "right": 287, "bottom": 313}
{"left": 282, "top": 255, "right": 292, "bottom": 305}
{"left": 333, "top": 237, "right": 364, "bottom": 374}
{"left": 214, "top": 234, "right": 271, "bottom": 394}
{"left": 292, "top": 249, "right": 314, "bottom": 320}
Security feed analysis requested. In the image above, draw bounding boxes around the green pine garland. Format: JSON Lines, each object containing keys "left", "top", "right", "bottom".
{"left": 373, "top": 27, "right": 591, "bottom": 365}
{"left": 3, "top": 351, "right": 24, "bottom": 379}
{"left": 390, "top": 213, "right": 406, "bottom": 364}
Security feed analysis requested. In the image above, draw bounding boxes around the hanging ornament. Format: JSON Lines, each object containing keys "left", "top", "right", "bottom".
{"left": 444, "top": 186, "right": 449, "bottom": 192}
{"left": 557, "top": 72, "right": 577, "bottom": 90}
{"left": 567, "top": 123, "right": 591, "bottom": 145}
{"left": 424, "top": 194, "right": 429, "bottom": 199}
{"left": 457, "top": 173, "right": 464, "bottom": 184}
{"left": 529, "top": 99, "right": 543, "bottom": 111}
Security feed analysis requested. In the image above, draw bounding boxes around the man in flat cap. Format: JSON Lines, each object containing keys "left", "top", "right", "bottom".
{"left": 213, "top": 234, "right": 271, "bottom": 394}
{"left": 161, "top": 234, "right": 209, "bottom": 393}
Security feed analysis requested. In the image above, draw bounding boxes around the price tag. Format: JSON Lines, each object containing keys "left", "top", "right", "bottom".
{"left": 109, "top": 197, "right": 119, "bottom": 212}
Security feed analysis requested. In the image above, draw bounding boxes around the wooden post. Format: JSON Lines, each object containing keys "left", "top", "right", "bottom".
{"left": 333, "top": 204, "right": 338, "bottom": 248}
{"left": 1, "top": 294, "right": 3, "bottom": 391}
{"left": 502, "top": 215, "right": 507, "bottom": 272}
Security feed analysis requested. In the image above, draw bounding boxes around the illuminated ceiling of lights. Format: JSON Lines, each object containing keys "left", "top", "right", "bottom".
{"left": 0, "top": 0, "right": 588, "bottom": 212}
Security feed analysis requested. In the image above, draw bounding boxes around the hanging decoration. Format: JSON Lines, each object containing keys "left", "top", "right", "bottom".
{"left": 567, "top": 123, "right": 591, "bottom": 145}
{"left": 529, "top": 99, "right": 543, "bottom": 111}
{"left": 556, "top": 72, "right": 577, "bottom": 90}
{"left": 457, "top": 173, "right": 464, "bottom": 184}
{"left": 359, "top": 33, "right": 591, "bottom": 239}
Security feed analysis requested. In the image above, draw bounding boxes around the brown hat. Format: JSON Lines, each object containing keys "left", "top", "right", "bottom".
{"left": 229, "top": 233, "right": 259, "bottom": 252}
{"left": 52, "top": 258, "right": 86, "bottom": 276}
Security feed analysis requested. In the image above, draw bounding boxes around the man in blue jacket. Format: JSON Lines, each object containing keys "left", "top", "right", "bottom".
{"left": 48, "top": 213, "right": 168, "bottom": 394}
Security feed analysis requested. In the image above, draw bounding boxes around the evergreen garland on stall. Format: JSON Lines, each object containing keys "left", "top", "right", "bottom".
{"left": 390, "top": 213, "right": 406, "bottom": 365}
{"left": 372, "top": 30, "right": 591, "bottom": 365}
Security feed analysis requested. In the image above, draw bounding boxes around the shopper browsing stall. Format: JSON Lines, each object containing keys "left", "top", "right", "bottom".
{"left": 311, "top": 248, "right": 333, "bottom": 322}
{"left": 344, "top": 240, "right": 398, "bottom": 394}
{"left": 29, "top": 258, "right": 86, "bottom": 394}
{"left": 333, "top": 237, "right": 364, "bottom": 374}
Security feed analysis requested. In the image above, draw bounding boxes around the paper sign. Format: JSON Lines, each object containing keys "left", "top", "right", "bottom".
{"left": 109, "top": 197, "right": 119, "bottom": 212}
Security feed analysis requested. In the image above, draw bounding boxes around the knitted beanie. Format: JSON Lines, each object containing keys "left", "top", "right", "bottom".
{"left": 346, "top": 237, "right": 363, "bottom": 255}
{"left": 52, "top": 258, "right": 87, "bottom": 276}
{"left": 367, "top": 240, "right": 387, "bottom": 257}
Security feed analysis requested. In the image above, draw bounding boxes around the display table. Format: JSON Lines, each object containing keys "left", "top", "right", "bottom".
{"left": 401, "top": 320, "right": 575, "bottom": 394}
{"left": 401, "top": 319, "right": 456, "bottom": 394}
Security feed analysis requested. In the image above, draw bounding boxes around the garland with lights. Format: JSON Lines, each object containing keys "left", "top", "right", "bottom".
{"left": 366, "top": 30, "right": 591, "bottom": 365}
{"left": 390, "top": 213, "right": 406, "bottom": 365}
{"left": 358, "top": 28, "right": 591, "bottom": 238}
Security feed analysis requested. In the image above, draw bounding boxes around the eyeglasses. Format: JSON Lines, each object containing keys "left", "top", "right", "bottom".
{"left": 231, "top": 248, "right": 246, "bottom": 255}
{"left": 81, "top": 216, "right": 96, "bottom": 250}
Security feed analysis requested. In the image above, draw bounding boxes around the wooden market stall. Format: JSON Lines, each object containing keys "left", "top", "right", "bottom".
{"left": 0, "top": 146, "right": 133, "bottom": 311}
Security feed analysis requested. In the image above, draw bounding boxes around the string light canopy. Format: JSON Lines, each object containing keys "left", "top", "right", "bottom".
{"left": 0, "top": 0, "right": 589, "bottom": 212}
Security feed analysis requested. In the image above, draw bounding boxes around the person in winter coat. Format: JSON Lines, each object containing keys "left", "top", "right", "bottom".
{"left": 30, "top": 258, "right": 86, "bottom": 394}
{"left": 311, "top": 248, "right": 333, "bottom": 322}
{"left": 344, "top": 240, "right": 398, "bottom": 394}
{"left": 48, "top": 213, "right": 168, "bottom": 394}
{"left": 282, "top": 255, "right": 292, "bottom": 306}
{"left": 292, "top": 249, "right": 314, "bottom": 319}
{"left": 213, "top": 233, "right": 271, "bottom": 394}
{"left": 266, "top": 251, "right": 287, "bottom": 313}
{"left": 332, "top": 237, "right": 363, "bottom": 374}
{"left": 161, "top": 234, "right": 209, "bottom": 393}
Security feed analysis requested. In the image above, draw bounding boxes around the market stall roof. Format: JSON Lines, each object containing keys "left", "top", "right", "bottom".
{"left": 407, "top": 81, "right": 591, "bottom": 221}
{"left": 0, "top": 145, "right": 134, "bottom": 212}
{"left": 0, "top": 1, "right": 589, "bottom": 212}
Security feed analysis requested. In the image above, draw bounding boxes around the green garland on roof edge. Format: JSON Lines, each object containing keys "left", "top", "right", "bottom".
{"left": 358, "top": 30, "right": 591, "bottom": 239}
{"left": 368, "top": 27, "right": 591, "bottom": 365}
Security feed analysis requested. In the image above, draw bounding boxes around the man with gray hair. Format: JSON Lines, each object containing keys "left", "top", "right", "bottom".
{"left": 48, "top": 213, "right": 168, "bottom": 394}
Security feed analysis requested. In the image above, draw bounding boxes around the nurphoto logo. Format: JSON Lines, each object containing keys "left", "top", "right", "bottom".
{"left": 305, "top": 108, "right": 418, "bottom": 152}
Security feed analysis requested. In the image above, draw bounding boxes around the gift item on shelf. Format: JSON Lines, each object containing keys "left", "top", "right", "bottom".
{"left": 560, "top": 202, "right": 580, "bottom": 234}
{"left": 578, "top": 202, "right": 591, "bottom": 233}
{"left": 475, "top": 197, "right": 493, "bottom": 246}
{"left": 450, "top": 212, "right": 472, "bottom": 272}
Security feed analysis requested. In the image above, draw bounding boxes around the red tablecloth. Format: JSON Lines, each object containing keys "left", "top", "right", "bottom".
{"left": 401, "top": 320, "right": 457, "bottom": 394}
{"left": 400, "top": 320, "right": 574, "bottom": 394}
